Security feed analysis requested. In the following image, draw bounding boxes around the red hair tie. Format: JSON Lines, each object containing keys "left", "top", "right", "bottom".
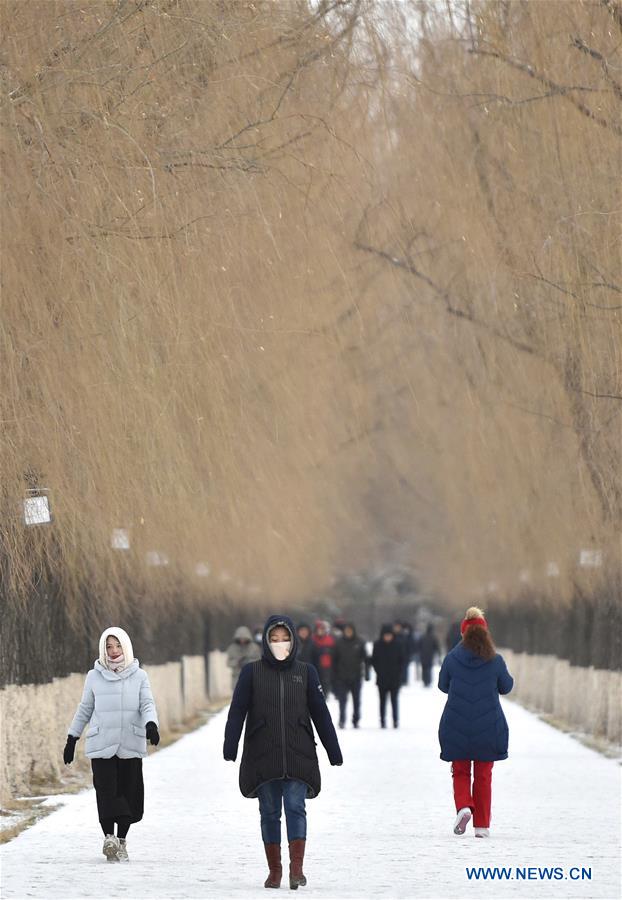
{"left": 461, "top": 617, "right": 488, "bottom": 635}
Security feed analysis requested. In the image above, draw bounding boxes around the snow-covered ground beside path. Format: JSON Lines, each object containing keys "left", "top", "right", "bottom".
{"left": 1, "top": 674, "right": 620, "bottom": 900}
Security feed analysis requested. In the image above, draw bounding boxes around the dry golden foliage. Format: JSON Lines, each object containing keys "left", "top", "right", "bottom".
{"left": 0, "top": 1, "right": 620, "bottom": 630}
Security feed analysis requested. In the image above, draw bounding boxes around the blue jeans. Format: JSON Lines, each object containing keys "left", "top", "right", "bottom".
{"left": 257, "top": 778, "right": 307, "bottom": 844}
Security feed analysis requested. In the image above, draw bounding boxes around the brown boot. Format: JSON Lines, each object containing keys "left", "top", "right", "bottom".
{"left": 264, "top": 843, "right": 282, "bottom": 889}
{"left": 288, "top": 839, "right": 307, "bottom": 890}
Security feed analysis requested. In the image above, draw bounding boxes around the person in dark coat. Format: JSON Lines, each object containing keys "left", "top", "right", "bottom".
{"left": 445, "top": 620, "right": 462, "bottom": 652}
{"left": 371, "top": 624, "right": 406, "bottom": 728}
{"left": 438, "top": 606, "right": 514, "bottom": 838}
{"left": 418, "top": 623, "right": 441, "bottom": 687}
{"left": 223, "top": 614, "right": 343, "bottom": 890}
{"left": 332, "top": 623, "right": 369, "bottom": 728}
{"left": 296, "top": 622, "right": 314, "bottom": 664}
{"left": 392, "top": 621, "right": 410, "bottom": 685}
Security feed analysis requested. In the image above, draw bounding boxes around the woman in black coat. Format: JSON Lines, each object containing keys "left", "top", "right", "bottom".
{"left": 371, "top": 624, "right": 406, "bottom": 729}
{"left": 223, "top": 614, "right": 343, "bottom": 890}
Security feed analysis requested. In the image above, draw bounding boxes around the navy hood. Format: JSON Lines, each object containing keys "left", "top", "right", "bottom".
{"left": 262, "top": 614, "right": 298, "bottom": 668}
{"left": 451, "top": 642, "right": 491, "bottom": 668}
{"left": 379, "top": 623, "right": 394, "bottom": 639}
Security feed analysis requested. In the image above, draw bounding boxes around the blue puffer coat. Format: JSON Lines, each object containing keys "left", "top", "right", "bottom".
{"left": 438, "top": 644, "right": 513, "bottom": 762}
{"left": 68, "top": 659, "right": 158, "bottom": 759}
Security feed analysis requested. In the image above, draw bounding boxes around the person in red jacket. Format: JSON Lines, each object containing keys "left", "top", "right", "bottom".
{"left": 311, "top": 619, "right": 336, "bottom": 698}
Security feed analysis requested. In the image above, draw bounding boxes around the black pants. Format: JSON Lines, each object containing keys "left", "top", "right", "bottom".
{"left": 335, "top": 679, "right": 362, "bottom": 726}
{"left": 378, "top": 687, "right": 400, "bottom": 726}
{"left": 421, "top": 663, "right": 433, "bottom": 687}
{"left": 92, "top": 757, "right": 144, "bottom": 836}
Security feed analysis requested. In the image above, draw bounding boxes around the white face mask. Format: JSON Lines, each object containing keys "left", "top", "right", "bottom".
{"left": 270, "top": 641, "right": 291, "bottom": 661}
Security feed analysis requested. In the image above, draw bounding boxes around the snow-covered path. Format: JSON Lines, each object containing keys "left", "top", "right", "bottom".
{"left": 1, "top": 675, "right": 620, "bottom": 900}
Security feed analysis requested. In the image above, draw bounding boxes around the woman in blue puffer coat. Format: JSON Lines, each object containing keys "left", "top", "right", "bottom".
{"left": 63, "top": 627, "right": 160, "bottom": 862}
{"left": 438, "top": 607, "right": 514, "bottom": 838}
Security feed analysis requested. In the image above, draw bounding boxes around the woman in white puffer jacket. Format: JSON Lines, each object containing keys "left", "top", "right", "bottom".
{"left": 64, "top": 627, "right": 159, "bottom": 862}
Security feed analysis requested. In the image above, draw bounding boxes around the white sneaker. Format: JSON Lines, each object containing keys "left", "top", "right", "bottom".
{"left": 117, "top": 838, "right": 129, "bottom": 861}
{"left": 453, "top": 807, "right": 472, "bottom": 835}
{"left": 102, "top": 834, "right": 120, "bottom": 861}
{"left": 474, "top": 827, "right": 490, "bottom": 838}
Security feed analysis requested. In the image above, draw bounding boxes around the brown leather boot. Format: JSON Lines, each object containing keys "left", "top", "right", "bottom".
{"left": 288, "top": 839, "right": 307, "bottom": 890}
{"left": 264, "top": 843, "right": 282, "bottom": 889}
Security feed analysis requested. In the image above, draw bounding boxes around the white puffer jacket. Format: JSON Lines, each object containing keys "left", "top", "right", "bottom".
{"left": 68, "top": 629, "right": 158, "bottom": 759}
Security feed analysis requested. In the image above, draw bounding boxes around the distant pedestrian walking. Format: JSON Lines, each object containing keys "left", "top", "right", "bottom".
{"left": 226, "top": 625, "right": 261, "bottom": 689}
{"left": 445, "top": 620, "right": 462, "bottom": 652}
{"left": 296, "top": 621, "right": 315, "bottom": 664}
{"left": 371, "top": 624, "right": 406, "bottom": 728}
{"left": 223, "top": 615, "right": 343, "bottom": 890}
{"left": 392, "top": 621, "right": 410, "bottom": 685}
{"left": 418, "top": 623, "right": 440, "bottom": 687}
{"left": 63, "top": 627, "right": 159, "bottom": 862}
{"left": 311, "top": 619, "right": 336, "bottom": 697}
{"left": 333, "top": 623, "right": 369, "bottom": 728}
{"left": 438, "top": 607, "right": 514, "bottom": 838}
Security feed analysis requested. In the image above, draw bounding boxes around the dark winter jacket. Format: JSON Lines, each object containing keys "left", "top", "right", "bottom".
{"left": 371, "top": 625, "right": 406, "bottom": 690}
{"left": 445, "top": 621, "right": 462, "bottom": 652}
{"left": 333, "top": 628, "right": 368, "bottom": 684}
{"left": 403, "top": 629, "right": 417, "bottom": 662}
{"left": 418, "top": 627, "right": 440, "bottom": 665}
{"left": 296, "top": 626, "right": 315, "bottom": 665}
{"left": 223, "top": 614, "right": 343, "bottom": 799}
{"left": 438, "top": 643, "right": 514, "bottom": 762}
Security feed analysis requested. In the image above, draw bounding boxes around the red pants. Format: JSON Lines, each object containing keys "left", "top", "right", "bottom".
{"left": 451, "top": 760, "right": 494, "bottom": 828}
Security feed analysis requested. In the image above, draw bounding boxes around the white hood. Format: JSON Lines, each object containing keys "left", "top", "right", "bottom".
{"left": 98, "top": 626, "right": 135, "bottom": 669}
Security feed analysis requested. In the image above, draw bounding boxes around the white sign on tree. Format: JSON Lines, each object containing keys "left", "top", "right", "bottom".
{"left": 23, "top": 492, "right": 51, "bottom": 526}
{"left": 111, "top": 528, "right": 130, "bottom": 550}
{"left": 579, "top": 549, "right": 603, "bottom": 568}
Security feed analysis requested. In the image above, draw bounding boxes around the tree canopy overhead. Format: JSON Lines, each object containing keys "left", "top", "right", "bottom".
{"left": 1, "top": 0, "right": 619, "bottom": 627}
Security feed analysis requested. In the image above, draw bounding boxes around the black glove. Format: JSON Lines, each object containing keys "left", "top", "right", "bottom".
{"left": 63, "top": 735, "right": 77, "bottom": 765}
{"left": 146, "top": 721, "right": 160, "bottom": 746}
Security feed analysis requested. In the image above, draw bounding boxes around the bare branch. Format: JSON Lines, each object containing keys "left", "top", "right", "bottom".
{"left": 571, "top": 35, "right": 622, "bottom": 102}
{"left": 578, "top": 390, "right": 622, "bottom": 401}
{"left": 468, "top": 47, "right": 622, "bottom": 136}
{"left": 354, "top": 234, "right": 538, "bottom": 358}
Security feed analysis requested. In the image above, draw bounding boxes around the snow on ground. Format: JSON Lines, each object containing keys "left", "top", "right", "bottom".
{"left": 1, "top": 670, "right": 620, "bottom": 900}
